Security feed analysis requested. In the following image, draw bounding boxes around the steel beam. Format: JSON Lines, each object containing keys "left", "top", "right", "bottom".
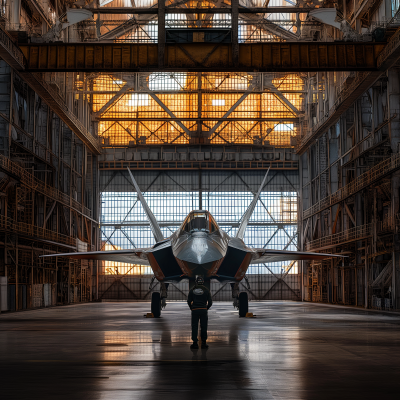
{"left": 96, "top": 117, "right": 300, "bottom": 121}
{"left": 147, "top": 92, "right": 192, "bottom": 136}
{"left": 231, "top": 0, "right": 239, "bottom": 67}
{"left": 158, "top": 1, "right": 166, "bottom": 69}
{"left": 206, "top": 87, "right": 254, "bottom": 137}
{"left": 98, "top": 160, "right": 298, "bottom": 170}
{"left": 100, "top": 221, "right": 297, "bottom": 227}
{"left": 85, "top": 7, "right": 316, "bottom": 14}
{"left": 19, "top": 42, "right": 386, "bottom": 73}
{"left": 95, "top": 83, "right": 134, "bottom": 116}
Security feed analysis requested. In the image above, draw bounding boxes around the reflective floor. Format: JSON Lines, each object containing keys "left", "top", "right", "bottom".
{"left": 1, "top": 301, "right": 400, "bottom": 399}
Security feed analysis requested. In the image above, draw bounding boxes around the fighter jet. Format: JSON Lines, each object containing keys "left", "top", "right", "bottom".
{"left": 41, "top": 168, "right": 344, "bottom": 317}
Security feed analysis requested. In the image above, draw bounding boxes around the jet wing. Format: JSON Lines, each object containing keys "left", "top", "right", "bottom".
{"left": 250, "top": 249, "right": 346, "bottom": 264}
{"left": 40, "top": 249, "right": 150, "bottom": 266}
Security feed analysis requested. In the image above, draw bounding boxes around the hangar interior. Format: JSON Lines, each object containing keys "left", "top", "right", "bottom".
{"left": 0, "top": 0, "right": 400, "bottom": 314}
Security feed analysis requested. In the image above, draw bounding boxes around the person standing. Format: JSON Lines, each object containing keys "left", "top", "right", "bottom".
{"left": 187, "top": 276, "right": 212, "bottom": 349}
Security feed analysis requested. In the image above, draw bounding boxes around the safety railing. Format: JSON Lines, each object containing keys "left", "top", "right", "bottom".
{"left": 305, "top": 223, "right": 372, "bottom": 251}
{"left": 303, "top": 153, "right": 400, "bottom": 219}
{"left": 36, "top": 77, "right": 101, "bottom": 154}
{"left": 0, "top": 24, "right": 25, "bottom": 69}
{"left": 0, "top": 214, "right": 76, "bottom": 247}
{"left": 297, "top": 25, "right": 400, "bottom": 153}
{"left": 297, "top": 70, "right": 371, "bottom": 150}
{"left": 377, "top": 27, "right": 400, "bottom": 68}
{"left": 0, "top": 154, "right": 92, "bottom": 219}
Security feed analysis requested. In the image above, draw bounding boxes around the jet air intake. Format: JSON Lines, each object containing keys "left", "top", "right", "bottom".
{"left": 175, "top": 232, "right": 225, "bottom": 265}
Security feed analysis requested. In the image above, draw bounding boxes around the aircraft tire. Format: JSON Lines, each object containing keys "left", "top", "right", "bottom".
{"left": 151, "top": 292, "right": 162, "bottom": 317}
{"left": 238, "top": 292, "right": 248, "bottom": 317}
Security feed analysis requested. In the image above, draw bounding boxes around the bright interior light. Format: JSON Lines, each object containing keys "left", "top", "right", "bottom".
{"left": 128, "top": 93, "right": 150, "bottom": 108}
{"left": 274, "top": 123, "right": 294, "bottom": 132}
{"left": 212, "top": 99, "right": 225, "bottom": 106}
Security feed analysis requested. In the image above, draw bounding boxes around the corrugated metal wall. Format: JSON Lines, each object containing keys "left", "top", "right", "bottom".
{"left": 98, "top": 275, "right": 301, "bottom": 302}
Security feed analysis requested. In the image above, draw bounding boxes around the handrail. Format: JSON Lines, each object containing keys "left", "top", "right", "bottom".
{"left": 0, "top": 154, "right": 92, "bottom": 219}
{"left": 377, "top": 27, "right": 400, "bottom": 68}
{"left": 297, "top": 26, "right": 400, "bottom": 154}
{"left": 303, "top": 153, "right": 400, "bottom": 219}
{"left": 0, "top": 24, "right": 25, "bottom": 69}
{"left": 297, "top": 71, "right": 370, "bottom": 150}
{"left": 35, "top": 76, "right": 102, "bottom": 154}
{"left": 0, "top": 214, "right": 76, "bottom": 247}
{"left": 305, "top": 223, "right": 372, "bottom": 251}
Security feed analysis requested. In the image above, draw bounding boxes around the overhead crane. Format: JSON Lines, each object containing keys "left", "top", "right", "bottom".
{"left": 19, "top": 42, "right": 385, "bottom": 72}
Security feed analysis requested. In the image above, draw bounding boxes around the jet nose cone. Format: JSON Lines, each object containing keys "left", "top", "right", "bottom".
{"left": 175, "top": 234, "right": 224, "bottom": 264}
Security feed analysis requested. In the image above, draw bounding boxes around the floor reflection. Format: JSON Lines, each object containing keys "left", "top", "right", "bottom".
{"left": 97, "top": 307, "right": 258, "bottom": 399}
{"left": 3, "top": 302, "right": 399, "bottom": 399}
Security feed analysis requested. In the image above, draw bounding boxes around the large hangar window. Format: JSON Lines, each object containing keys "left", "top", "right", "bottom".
{"left": 100, "top": 191, "right": 298, "bottom": 276}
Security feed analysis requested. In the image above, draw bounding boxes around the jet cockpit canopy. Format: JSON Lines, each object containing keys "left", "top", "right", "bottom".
{"left": 181, "top": 211, "right": 219, "bottom": 233}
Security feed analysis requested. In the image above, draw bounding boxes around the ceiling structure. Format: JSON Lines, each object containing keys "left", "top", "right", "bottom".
{"left": 9, "top": 0, "right": 327, "bottom": 148}
{"left": 80, "top": 0, "right": 308, "bottom": 147}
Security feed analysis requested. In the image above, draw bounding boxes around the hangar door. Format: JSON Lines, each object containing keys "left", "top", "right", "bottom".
{"left": 96, "top": 170, "right": 301, "bottom": 301}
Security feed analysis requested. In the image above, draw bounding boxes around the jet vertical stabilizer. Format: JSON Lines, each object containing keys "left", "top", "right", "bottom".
{"left": 127, "top": 168, "right": 165, "bottom": 242}
{"left": 236, "top": 168, "right": 270, "bottom": 240}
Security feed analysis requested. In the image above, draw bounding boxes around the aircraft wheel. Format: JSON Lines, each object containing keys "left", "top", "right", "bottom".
{"left": 151, "top": 292, "right": 162, "bottom": 318}
{"left": 238, "top": 292, "right": 248, "bottom": 317}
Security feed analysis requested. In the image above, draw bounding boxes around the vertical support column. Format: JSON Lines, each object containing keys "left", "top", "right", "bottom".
{"left": 80, "top": 262, "right": 83, "bottom": 302}
{"left": 9, "top": 0, "right": 21, "bottom": 27}
{"left": 74, "top": 262, "right": 76, "bottom": 303}
{"left": 355, "top": 268, "right": 358, "bottom": 306}
{"left": 391, "top": 172, "right": 400, "bottom": 309}
{"left": 330, "top": 258, "right": 334, "bottom": 303}
{"left": 299, "top": 153, "right": 304, "bottom": 301}
{"left": 392, "top": 247, "right": 399, "bottom": 309}
{"left": 15, "top": 237, "right": 18, "bottom": 311}
{"left": 7, "top": 68, "right": 14, "bottom": 158}
{"left": 31, "top": 248, "right": 34, "bottom": 308}
{"left": 364, "top": 244, "right": 369, "bottom": 308}
{"left": 158, "top": 0, "right": 166, "bottom": 69}
{"left": 68, "top": 261, "right": 71, "bottom": 304}
{"left": 231, "top": 0, "right": 239, "bottom": 68}
{"left": 341, "top": 268, "right": 345, "bottom": 305}
{"left": 197, "top": 72, "right": 202, "bottom": 138}
{"left": 55, "top": 257, "right": 58, "bottom": 306}
{"left": 199, "top": 169, "right": 202, "bottom": 210}
{"left": 96, "top": 261, "right": 99, "bottom": 301}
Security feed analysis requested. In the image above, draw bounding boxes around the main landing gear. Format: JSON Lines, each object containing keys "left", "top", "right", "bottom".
{"left": 151, "top": 292, "right": 161, "bottom": 317}
{"left": 150, "top": 282, "right": 169, "bottom": 318}
{"left": 231, "top": 282, "right": 249, "bottom": 317}
{"left": 238, "top": 292, "right": 249, "bottom": 317}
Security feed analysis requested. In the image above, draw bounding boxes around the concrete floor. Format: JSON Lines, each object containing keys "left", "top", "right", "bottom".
{"left": 1, "top": 302, "right": 400, "bottom": 400}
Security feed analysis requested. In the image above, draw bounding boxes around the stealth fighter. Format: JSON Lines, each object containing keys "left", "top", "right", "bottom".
{"left": 41, "top": 168, "right": 344, "bottom": 317}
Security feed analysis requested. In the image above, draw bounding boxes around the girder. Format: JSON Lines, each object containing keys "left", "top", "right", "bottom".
{"left": 85, "top": 7, "right": 316, "bottom": 14}
{"left": 98, "top": 160, "right": 298, "bottom": 170}
{"left": 19, "top": 42, "right": 385, "bottom": 73}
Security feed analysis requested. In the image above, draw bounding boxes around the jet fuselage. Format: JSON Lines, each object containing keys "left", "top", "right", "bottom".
{"left": 146, "top": 210, "right": 254, "bottom": 283}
